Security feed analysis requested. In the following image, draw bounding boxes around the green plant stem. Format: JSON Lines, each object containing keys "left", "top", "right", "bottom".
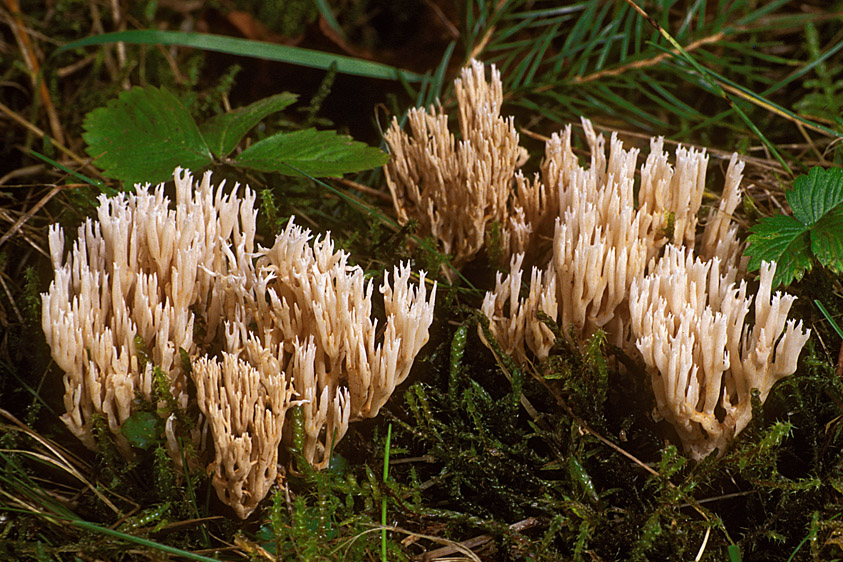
{"left": 381, "top": 422, "right": 392, "bottom": 562}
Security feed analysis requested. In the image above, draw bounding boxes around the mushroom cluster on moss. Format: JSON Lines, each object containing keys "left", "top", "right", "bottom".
{"left": 42, "top": 169, "right": 436, "bottom": 518}
{"left": 384, "top": 59, "right": 810, "bottom": 458}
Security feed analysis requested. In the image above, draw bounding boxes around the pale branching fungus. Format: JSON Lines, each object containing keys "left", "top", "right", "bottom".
{"left": 43, "top": 169, "right": 436, "bottom": 518}
{"left": 630, "top": 245, "right": 810, "bottom": 459}
{"left": 193, "top": 352, "right": 294, "bottom": 519}
{"left": 403, "top": 59, "right": 810, "bottom": 458}
{"left": 225, "top": 219, "right": 437, "bottom": 469}
{"left": 482, "top": 117, "right": 720, "bottom": 357}
{"left": 42, "top": 168, "right": 255, "bottom": 456}
{"left": 384, "top": 59, "right": 527, "bottom": 279}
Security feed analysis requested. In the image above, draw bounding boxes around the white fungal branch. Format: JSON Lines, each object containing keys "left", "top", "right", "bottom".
{"left": 42, "top": 169, "right": 436, "bottom": 518}
{"left": 42, "top": 168, "right": 255, "bottom": 455}
{"left": 629, "top": 246, "right": 810, "bottom": 459}
{"left": 384, "top": 59, "right": 527, "bottom": 279}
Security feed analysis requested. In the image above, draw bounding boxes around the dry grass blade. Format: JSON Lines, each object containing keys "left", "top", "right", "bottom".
{"left": 0, "top": 408, "right": 122, "bottom": 515}
{"left": 4, "top": 0, "right": 66, "bottom": 145}
{"left": 0, "top": 184, "right": 61, "bottom": 250}
{"left": 419, "top": 517, "right": 539, "bottom": 561}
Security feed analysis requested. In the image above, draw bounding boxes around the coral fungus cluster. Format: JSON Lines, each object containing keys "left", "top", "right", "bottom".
{"left": 384, "top": 59, "right": 810, "bottom": 459}
{"left": 42, "top": 169, "right": 435, "bottom": 518}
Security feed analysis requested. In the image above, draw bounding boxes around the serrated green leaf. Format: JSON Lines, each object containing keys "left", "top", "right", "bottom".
{"left": 811, "top": 206, "right": 843, "bottom": 273}
{"left": 787, "top": 166, "right": 843, "bottom": 225}
{"left": 745, "top": 214, "right": 813, "bottom": 287}
{"left": 200, "top": 92, "right": 298, "bottom": 159}
{"left": 83, "top": 86, "right": 213, "bottom": 184}
{"left": 120, "top": 411, "right": 161, "bottom": 450}
{"left": 233, "top": 128, "right": 389, "bottom": 177}
{"left": 746, "top": 166, "right": 843, "bottom": 287}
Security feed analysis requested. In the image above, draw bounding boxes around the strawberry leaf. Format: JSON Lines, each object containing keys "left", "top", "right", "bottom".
{"left": 200, "top": 92, "right": 298, "bottom": 159}
{"left": 812, "top": 206, "right": 843, "bottom": 274}
{"left": 233, "top": 128, "right": 389, "bottom": 177}
{"left": 745, "top": 215, "right": 813, "bottom": 287}
{"left": 83, "top": 86, "right": 212, "bottom": 185}
{"left": 745, "top": 166, "right": 843, "bottom": 288}
{"left": 788, "top": 166, "right": 843, "bottom": 225}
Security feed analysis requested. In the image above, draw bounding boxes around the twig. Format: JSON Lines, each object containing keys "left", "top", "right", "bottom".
{"left": 0, "top": 274, "right": 23, "bottom": 323}
{"left": 109, "top": 0, "right": 129, "bottom": 90}
{"left": 0, "top": 164, "right": 45, "bottom": 186}
{"left": 57, "top": 53, "right": 98, "bottom": 78}
{"left": 0, "top": 101, "right": 88, "bottom": 168}
{"left": 0, "top": 184, "right": 62, "bottom": 250}
{"left": 0, "top": 208, "right": 49, "bottom": 259}
{"left": 567, "top": 32, "right": 723, "bottom": 86}
{"left": 422, "top": 0, "right": 459, "bottom": 40}
{"left": 418, "top": 517, "right": 539, "bottom": 561}
{"left": 5, "top": 0, "right": 66, "bottom": 145}
{"left": 467, "top": 0, "right": 508, "bottom": 61}
{"left": 337, "top": 177, "right": 393, "bottom": 202}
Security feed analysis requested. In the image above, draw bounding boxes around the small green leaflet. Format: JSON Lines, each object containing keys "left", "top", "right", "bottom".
{"left": 200, "top": 92, "right": 298, "bottom": 158}
{"left": 745, "top": 166, "right": 843, "bottom": 288}
{"left": 234, "top": 128, "right": 389, "bottom": 178}
{"left": 120, "top": 410, "right": 162, "bottom": 450}
{"left": 82, "top": 85, "right": 388, "bottom": 186}
{"left": 83, "top": 86, "right": 212, "bottom": 185}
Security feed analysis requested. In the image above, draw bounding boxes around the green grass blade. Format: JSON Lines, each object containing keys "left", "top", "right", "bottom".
{"left": 28, "top": 149, "right": 113, "bottom": 194}
{"left": 623, "top": 0, "right": 793, "bottom": 174}
{"left": 56, "top": 30, "right": 424, "bottom": 82}
{"left": 815, "top": 300, "right": 843, "bottom": 340}
{"left": 70, "top": 518, "right": 222, "bottom": 561}
{"left": 313, "top": 0, "right": 347, "bottom": 42}
{"left": 381, "top": 422, "right": 392, "bottom": 562}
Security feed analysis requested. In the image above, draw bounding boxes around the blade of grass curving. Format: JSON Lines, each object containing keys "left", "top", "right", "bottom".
{"left": 760, "top": 36, "right": 843, "bottom": 99}
{"left": 0, "top": 449, "right": 79, "bottom": 522}
{"left": 623, "top": 0, "right": 793, "bottom": 174}
{"left": 70, "top": 518, "right": 223, "bottom": 561}
{"left": 2, "top": 465, "right": 219, "bottom": 562}
{"left": 29, "top": 149, "right": 113, "bottom": 195}
{"left": 313, "top": 0, "right": 347, "bottom": 42}
{"left": 57, "top": 30, "right": 424, "bottom": 82}
{"left": 663, "top": 55, "right": 843, "bottom": 139}
{"left": 815, "top": 300, "right": 843, "bottom": 340}
{"left": 381, "top": 422, "right": 392, "bottom": 562}
{"left": 418, "top": 41, "right": 455, "bottom": 109}
{"left": 0, "top": 410, "right": 120, "bottom": 514}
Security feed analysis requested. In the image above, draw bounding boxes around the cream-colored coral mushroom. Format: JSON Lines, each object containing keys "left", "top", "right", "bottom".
{"left": 43, "top": 168, "right": 438, "bottom": 518}
{"left": 384, "top": 59, "right": 527, "bottom": 280}
{"left": 41, "top": 168, "right": 256, "bottom": 456}
{"left": 192, "top": 351, "right": 294, "bottom": 519}
{"left": 223, "top": 218, "right": 437, "bottom": 469}
{"left": 481, "top": 116, "right": 727, "bottom": 357}
{"left": 699, "top": 153, "right": 747, "bottom": 271}
{"left": 629, "top": 245, "right": 810, "bottom": 459}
